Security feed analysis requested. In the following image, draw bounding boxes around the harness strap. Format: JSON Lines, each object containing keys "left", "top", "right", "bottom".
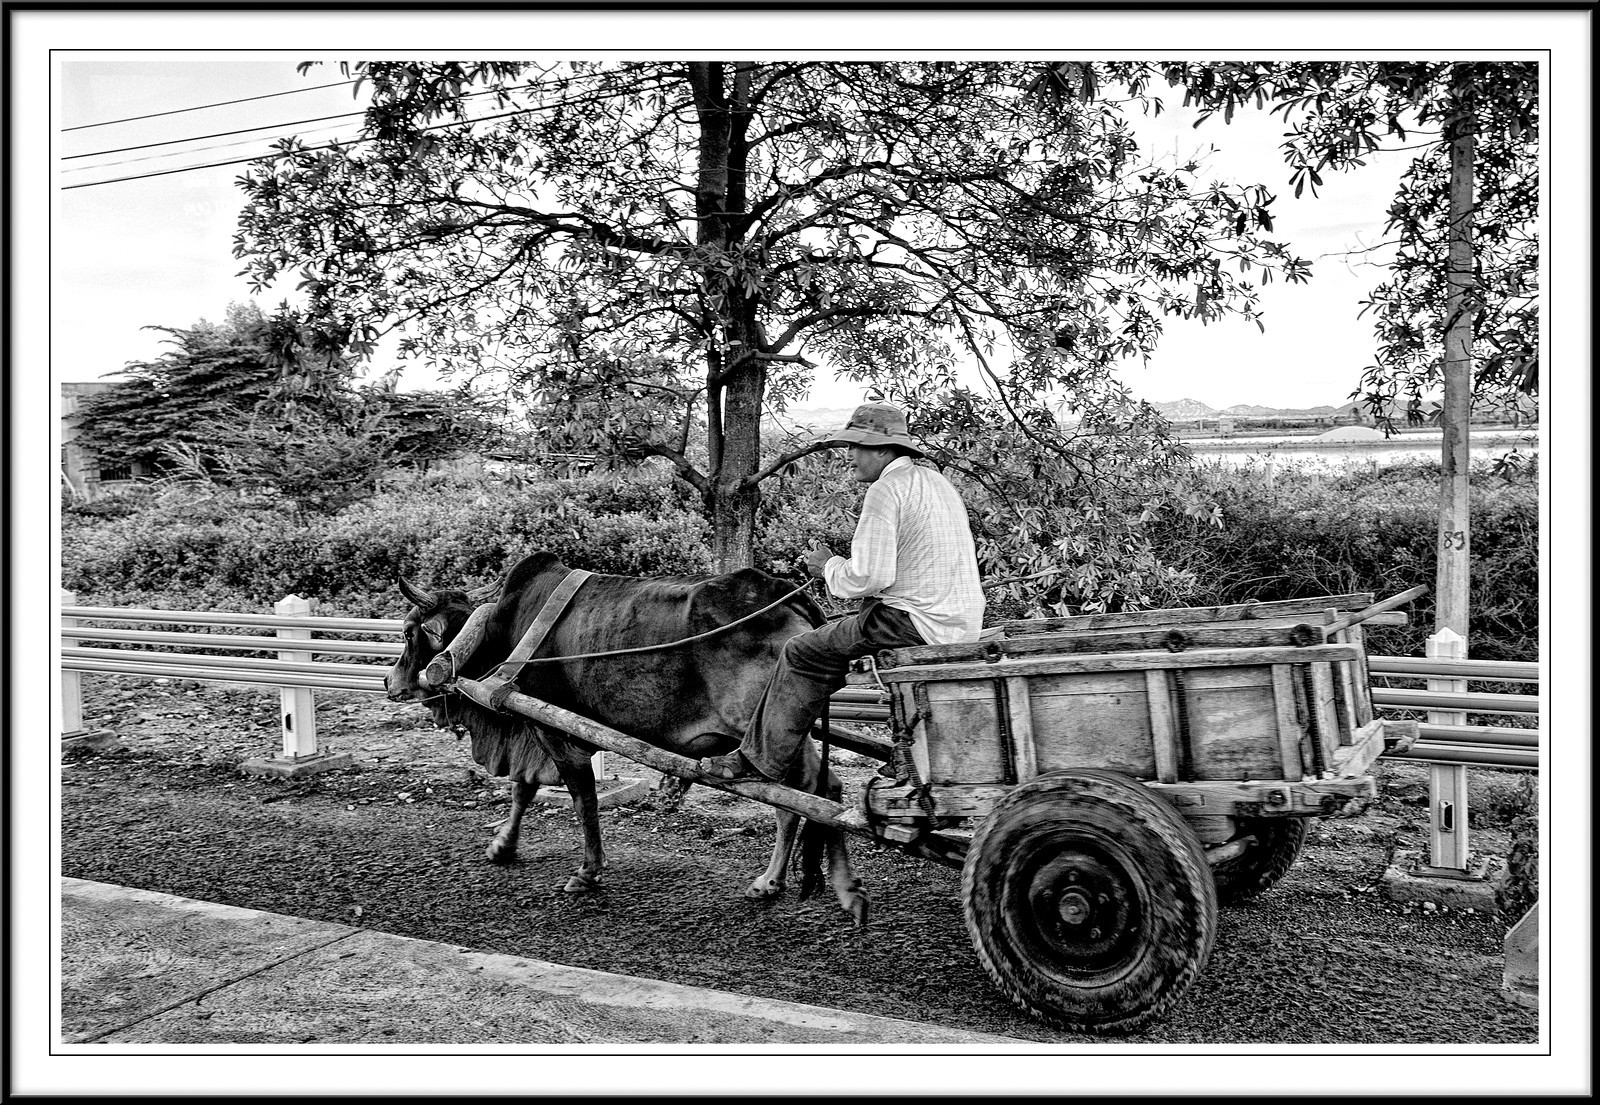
{"left": 484, "top": 569, "right": 593, "bottom": 696}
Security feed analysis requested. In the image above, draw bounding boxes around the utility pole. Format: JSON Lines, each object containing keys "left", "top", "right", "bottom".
{"left": 1437, "top": 81, "right": 1475, "bottom": 641}
{"left": 1425, "top": 80, "right": 1476, "bottom": 875}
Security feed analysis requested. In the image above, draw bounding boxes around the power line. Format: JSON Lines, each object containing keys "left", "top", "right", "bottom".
{"left": 62, "top": 78, "right": 358, "bottom": 132}
{"left": 63, "top": 86, "right": 512, "bottom": 162}
{"left": 60, "top": 120, "right": 365, "bottom": 174}
{"left": 59, "top": 104, "right": 541, "bottom": 191}
{"left": 60, "top": 109, "right": 367, "bottom": 161}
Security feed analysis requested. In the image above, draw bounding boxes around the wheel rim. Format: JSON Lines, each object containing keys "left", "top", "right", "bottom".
{"left": 1007, "top": 829, "right": 1146, "bottom": 982}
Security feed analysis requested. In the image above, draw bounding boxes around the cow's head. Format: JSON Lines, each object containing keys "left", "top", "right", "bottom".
{"left": 385, "top": 575, "right": 478, "bottom": 726}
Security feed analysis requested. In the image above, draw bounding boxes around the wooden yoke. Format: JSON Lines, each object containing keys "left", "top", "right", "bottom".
{"left": 421, "top": 602, "right": 498, "bottom": 688}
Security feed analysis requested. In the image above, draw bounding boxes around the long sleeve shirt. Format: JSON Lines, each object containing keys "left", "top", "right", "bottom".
{"left": 823, "top": 456, "right": 985, "bottom": 645}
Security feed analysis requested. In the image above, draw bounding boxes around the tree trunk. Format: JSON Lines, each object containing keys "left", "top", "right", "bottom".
{"left": 1436, "top": 103, "right": 1474, "bottom": 640}
{"left": 690, "top": 61, "right": 763, "bottom": 573}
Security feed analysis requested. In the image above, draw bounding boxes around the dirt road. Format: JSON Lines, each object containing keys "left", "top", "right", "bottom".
{"left": 59, "top": 679, "right": 1537, "bottom": 1045}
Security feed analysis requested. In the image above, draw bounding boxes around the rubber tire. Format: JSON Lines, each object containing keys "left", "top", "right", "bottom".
{"left": 961, "top": 769, "right": 1219, "bottom": 1035}
{"left": 1209, "top": 817, "right": 1308, "bottom": 906}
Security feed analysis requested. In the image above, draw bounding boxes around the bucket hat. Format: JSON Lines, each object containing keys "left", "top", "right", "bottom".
{"left": 820, "top": 402, "right": 926, "bottom": 457}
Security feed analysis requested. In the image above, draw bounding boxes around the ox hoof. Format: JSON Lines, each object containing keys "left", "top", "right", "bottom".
{"left": 484, "top": 844, "right": 517, "bottom": 865}
{"left": 846, "top": 893, "right": 871, "bottom": 928}
{"left": 745, "top": 877, "right": 785, "bottom": 900}
{"left": 563, "top": 873, "right": 600, "bottom": 894}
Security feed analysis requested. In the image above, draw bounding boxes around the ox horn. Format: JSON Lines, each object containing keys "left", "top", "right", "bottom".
{"left": 397, "top": 575, "right": 437, "bottom": 609}
{"left": 466, "top": 580, "right": 500, "bottom": 603}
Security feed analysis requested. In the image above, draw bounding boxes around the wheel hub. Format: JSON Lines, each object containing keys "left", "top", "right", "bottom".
{"left": 1020, "top": 846, "right": 1142, "bottom": 974}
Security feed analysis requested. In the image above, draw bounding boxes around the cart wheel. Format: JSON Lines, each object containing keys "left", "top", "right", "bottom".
{"left": 1209, "top": 817, "right": 1308, "bottom": 905}
{"left": 961, "top": 769, "right": 1218, "bottom": 1035}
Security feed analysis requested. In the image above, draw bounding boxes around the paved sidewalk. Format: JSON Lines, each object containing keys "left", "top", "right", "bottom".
{"left": 60, "top": 879, "right": 1017, "bottom": 1046}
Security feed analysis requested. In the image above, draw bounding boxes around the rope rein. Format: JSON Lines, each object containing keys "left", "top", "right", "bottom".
{"left": 449, "top": 573, "right": 824, "bottom": 676}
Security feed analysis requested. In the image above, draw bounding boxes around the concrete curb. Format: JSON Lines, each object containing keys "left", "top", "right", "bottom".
{"left": 1501, "top": 901, "right": 1539, "bottom": 1009}
{"left": 60, "top": 879, "right": 1018, "bottom": 1047}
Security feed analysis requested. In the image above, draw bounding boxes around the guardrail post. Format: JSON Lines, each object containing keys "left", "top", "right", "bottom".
{"left": 60, "top": 589, "right": 85, "bottom": 737}
{"left": 1379, "top": 629, "right": 1506, "bottom": 912}
{"left": 1425, "top": 628, "right": 1471, "bottom": 872}
{"left": 277, "top": 594, "right": 318, "bottom": 759}
{"left": 241, "top": 595, "right": 351, "bottom": 778}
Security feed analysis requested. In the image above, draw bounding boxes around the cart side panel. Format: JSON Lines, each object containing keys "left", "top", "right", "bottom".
{"left": 1025, "top": 671, "right": 1158, "bottom": 778}
{"left": 919, "top": 680, "right": 1010, "bottom": 785}
{"left": 1178, "top": 666, "right": 1289, "bottom": 780}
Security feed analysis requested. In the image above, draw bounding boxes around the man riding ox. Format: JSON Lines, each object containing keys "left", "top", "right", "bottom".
{"left": 384, "top": 549, "right": 871, "bottom": 924}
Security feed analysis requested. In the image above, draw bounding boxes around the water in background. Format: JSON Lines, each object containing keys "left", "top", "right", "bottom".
{"left": 1182, "top": 429, "right": 1538, "bottom": 471}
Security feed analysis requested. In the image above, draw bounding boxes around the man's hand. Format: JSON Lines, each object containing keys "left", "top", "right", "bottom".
{"left": 802, "top": 541, "right": 834, "bottom": 579}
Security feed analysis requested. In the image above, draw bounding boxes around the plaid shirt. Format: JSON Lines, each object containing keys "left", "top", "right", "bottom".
{"left": 823, "top": 457, "right": 985, "bottom": 645}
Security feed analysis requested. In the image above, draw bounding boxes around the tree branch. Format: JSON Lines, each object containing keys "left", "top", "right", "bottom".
{"left": 738, "top": 439, "right": 837, "bottom": 490}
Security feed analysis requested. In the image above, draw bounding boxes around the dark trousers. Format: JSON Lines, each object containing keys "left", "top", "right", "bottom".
{"left": 738, "top": 598, "right": 926, "bottom": 780}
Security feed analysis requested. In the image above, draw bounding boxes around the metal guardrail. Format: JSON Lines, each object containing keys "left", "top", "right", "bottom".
{"left": 60, "top": 600, "right": 1539, "bottom": 774}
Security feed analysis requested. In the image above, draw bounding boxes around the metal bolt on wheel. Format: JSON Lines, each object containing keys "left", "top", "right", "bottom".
{"left": 961, "top": 769, "right": 1218, "bottom": 1035}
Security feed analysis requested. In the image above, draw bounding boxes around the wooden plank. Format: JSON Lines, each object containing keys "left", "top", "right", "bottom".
{"left": 1333, "top": 649, "right": 1360, "bottom": 744}
{"left": 869, "top": 643, "right": 1361, "bottom": 684}
{"left": 1028, "top": 671, "right": 1156, "bottom": 778}
{"left": 1001, "top": 608, "right": 1407, "bottom": 636}
{"left": 875, "top": 623, "right": 1317, "bottom": 667}
{"left": 1174, "top": 665, "right": 1276, "bottom": 692}
{"left": 1143, "top": 775, "right": 1378, "bottom": 814}
{"left": 923, "top": 681, "right": 1009, "bottom": 785}
{"left": 1310, "top": 663, "right": 1341, "bottom": 771}
{"left": 998, "top": 592, "right": 1376, "bottom": 634}
{"left": 1182, "top": 674, "right": 1286, "bottom": 781}
{"left": 1348, "top": 623, "right": 1374, "bottom": 725}
{"left": 1330, "top": 720, "right": 1388, "bottom": 778}
{"left": 868, "top": 775, "right": 1378, "bottom": 820}
{"left": 1145, "top": 670, "right": 1179, "bottom": 783}
{"left": 1005, "top": 677, "right": 1039, "bottom": 782}
{"left": 1272, "top": 664, "right": 1306, "bottom": 783}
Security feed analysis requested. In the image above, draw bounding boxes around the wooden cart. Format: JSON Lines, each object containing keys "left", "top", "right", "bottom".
{"left": 844, "top": 587, "right": 1423, "bottom": 1032}
{"left": 449, "top": 588, "right": 1422, "bottom": 1035}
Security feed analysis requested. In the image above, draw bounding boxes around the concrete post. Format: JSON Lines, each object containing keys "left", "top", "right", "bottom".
{"left": 1426, "top": 628, "right": 1471, "bottom": 871}
{"left": 60, "top": 589, "right": 84, "bottom": 736}
{"left": 241, "top": 595, "right": 351, "bottom": 778}
{"left": 276, "top": 595, "right": 318, "bottom": 760}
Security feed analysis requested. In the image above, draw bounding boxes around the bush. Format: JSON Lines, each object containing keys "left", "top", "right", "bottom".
{"left": 63, "top": 468, "right": 713, "bottom": 616}
{"left": 1148, "top": 457, "right": 1538, "bottom": 662}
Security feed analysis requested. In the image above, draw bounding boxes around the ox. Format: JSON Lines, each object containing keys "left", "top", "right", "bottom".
{"left": 384, "top": 550, "right": 869, "bottom": 924}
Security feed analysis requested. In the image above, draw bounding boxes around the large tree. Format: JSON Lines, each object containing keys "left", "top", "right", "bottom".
{"left": 235, "top": 61, "right": 1309, "bottom": 603}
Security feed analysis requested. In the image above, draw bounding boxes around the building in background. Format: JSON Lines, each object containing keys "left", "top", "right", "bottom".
{"left": 62, "top": 382, "right": 148, "bottom": 499}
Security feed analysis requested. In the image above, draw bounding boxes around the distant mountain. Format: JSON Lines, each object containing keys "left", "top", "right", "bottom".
{"left": 1150, "top": 398, "right": 1219, "bottom": 421}
{"left": 1158, "top": 398, "right": 1363, "bottom": 421}
{"left": 766, "top": 406, "right": 858, "bottom": 434}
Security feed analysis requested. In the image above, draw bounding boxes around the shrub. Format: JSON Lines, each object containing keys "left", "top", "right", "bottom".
{"left": 62, "top": 468, "right": 713, "bottom": 616}
{"left": 1148, "top": 457, "right": 1538, "bottom": 662}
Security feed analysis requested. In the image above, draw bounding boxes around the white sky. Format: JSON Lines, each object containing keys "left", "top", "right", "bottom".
{"left": 53, "top": 59, "right": 1411, "bottom": 411}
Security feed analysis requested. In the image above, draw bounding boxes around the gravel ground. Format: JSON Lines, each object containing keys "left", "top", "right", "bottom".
{"left": 60, "top": 676, "right": 1538, "bottom": 1045}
